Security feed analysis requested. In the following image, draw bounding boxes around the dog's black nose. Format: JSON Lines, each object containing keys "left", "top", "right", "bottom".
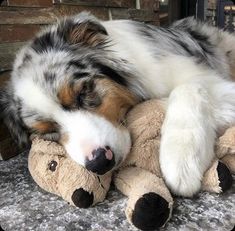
{"left": 85, "top": 147, "right": 115, "bottom": 175}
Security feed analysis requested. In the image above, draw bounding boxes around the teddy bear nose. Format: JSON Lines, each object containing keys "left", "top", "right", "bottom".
{"left": 85, "top": 146, "right": 115, "bottom": 175}
{"left": 71, "top": 188, "right": 94, "bottom": 208}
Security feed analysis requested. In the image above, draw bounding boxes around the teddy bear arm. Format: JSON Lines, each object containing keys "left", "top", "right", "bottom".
{"left": 114, "top": 166, "right": 173, "bottom": 230}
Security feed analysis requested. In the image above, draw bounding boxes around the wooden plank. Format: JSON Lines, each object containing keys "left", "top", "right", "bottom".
{"left": 139, "top": 0, "right": 159, "bottom": 11}
{"left": 7, "top": 0, "right": 52, "bottom": 7}
{"left": 0, "top": 25, "right": 42, "bottom": 43}
{"left": 0, "top": 5, "right": 109, "bottom": 24}
{"left": 0, "top": 7, "right": 58, "bottom": 24}
{"left": 0, "top": 42, "right": 27, "bottom": 72}
{"left": 111, "top": 8, "right": 158, "bottom": 22}
{"left": 54, "top": 4, "right": 109, "bottom": 19}
{"left": 54, "top": 0, "right": 135, "bottom": 8}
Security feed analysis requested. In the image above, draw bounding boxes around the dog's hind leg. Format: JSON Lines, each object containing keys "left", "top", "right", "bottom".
{"left": 159, "top": 75, "right": 235, "bottom": 197}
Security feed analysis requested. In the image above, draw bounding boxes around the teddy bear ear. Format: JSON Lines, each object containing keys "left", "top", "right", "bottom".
{"left": 61, "top": 15, "right": 108, "bottom": 47}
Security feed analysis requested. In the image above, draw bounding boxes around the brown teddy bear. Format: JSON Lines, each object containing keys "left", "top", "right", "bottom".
{"left": 28, "top": 99, "right": 235, "bottom": 230}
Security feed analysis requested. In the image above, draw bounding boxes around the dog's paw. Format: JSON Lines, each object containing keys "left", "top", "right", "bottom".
{"left": 132, "top": 192, "right": 171, "bottom": 230}
{"left": 159, "top": 129, "right": 212, "bottom": 197}
{"left": 159, "top": 82, "right": 219, "bottom": 196}
{"left": 160, "top": 151, "right": 202, "bottom": 197}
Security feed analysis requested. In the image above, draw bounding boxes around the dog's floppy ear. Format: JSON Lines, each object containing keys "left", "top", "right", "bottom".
{"left": 0, "top": 86, "right": 30, "bottom": 149}
{"left": 62, "top": 13, "right": 108, "bottom": 47}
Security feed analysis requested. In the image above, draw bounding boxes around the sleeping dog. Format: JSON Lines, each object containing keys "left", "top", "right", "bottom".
{"left": 1, "top": 13, "right": 235, "bottom": 197}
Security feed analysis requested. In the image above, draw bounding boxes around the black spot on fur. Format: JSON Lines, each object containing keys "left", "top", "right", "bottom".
{"left": 132, "top": 192, "right": 170, "bottom": 230}
{"left": 93, "top": 63, "right": 128, "bottom": 86}
{"left": 61, "top": 104, "right": 72, "bottom": 111}
{"left": 71, "top": 188, "right": 94, "bottom": 208}
{"left": 188, "top": 30, "right": 214, "bottom": 56}
{"left": 31, "top": 31, "right": 66, "bottom": 54}
{"left": 31, "top": 32, "right": 55, "bottom": 53}
{"left": 44, "top": 72, "right": 56, "bottom": 83}
{"left": 68, "top": 60, "right": 86, "bottom": 70}
{"left": 172, "top": 37, "right": 195, "bottom": 56}
{"left": 73, "top": 72, "right": 89, "bottom": 79}
{"left": 217, "top": 162, "right": 233, "bottom": 192}
{"left": 189, "top": 30, "right": 208, "bottom": 43}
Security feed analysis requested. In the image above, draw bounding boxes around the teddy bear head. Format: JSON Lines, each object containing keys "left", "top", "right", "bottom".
{"left": 28, "top": 137, "right": 112, "bottom": 208}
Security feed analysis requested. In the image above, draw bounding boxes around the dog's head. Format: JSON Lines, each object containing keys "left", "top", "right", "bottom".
{"left": 0, "top": 13, "right": 140, "bottom": 174}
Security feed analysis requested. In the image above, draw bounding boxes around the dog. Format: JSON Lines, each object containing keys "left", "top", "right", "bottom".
{"left": 1, "top": 12, "right": 235, "bottom": 197}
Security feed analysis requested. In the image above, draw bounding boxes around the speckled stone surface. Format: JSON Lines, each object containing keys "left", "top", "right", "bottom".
{"left": 0, "top": 152, "right": 234, "bottom": 231}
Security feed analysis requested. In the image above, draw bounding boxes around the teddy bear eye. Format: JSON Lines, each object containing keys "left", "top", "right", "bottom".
{"left": 48, "top": 160, "right": 58, "bottom": 172}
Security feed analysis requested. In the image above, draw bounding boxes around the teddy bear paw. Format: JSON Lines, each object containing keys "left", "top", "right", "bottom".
{"left": 131, "top": 192, "right": 170, "bottom": 230}
{"left": 71, "top": 188, "right": 94, "bottom": 208}
{"left": 217, "top": 162, "right": 233, "bottom": 192}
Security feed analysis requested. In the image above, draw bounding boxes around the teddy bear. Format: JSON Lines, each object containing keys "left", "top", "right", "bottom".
{"left": 28, "top": 99, "right": 235, "bottom": 231}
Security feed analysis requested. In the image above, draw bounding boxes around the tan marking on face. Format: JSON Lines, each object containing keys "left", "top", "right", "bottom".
{"left": 58, "top": 80, "right": 86, "bottom": 110}
{"left": 57, "top": 84, "right": 75, "bottom": 109}
{"left": 94, "top": 79, "right": 139, "bottom": 125}
{"left": 32, "top": 121, "right": 58, "bottom": 134}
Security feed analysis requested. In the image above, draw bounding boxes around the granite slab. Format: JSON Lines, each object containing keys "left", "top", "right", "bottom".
{"left": 0, "top": 152, "right": 234, "bottom": 231}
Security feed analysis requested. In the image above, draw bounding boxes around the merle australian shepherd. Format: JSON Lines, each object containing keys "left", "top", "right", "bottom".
{"left": 1, "top": 13, "right": 235, "bottom": 197}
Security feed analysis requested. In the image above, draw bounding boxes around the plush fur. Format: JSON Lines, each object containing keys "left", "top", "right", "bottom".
{"left": 1, "top": 12, "right": 235, "bottom": 196}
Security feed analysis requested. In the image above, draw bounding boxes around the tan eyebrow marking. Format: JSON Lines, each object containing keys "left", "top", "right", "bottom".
{"left": 94, "top": 79, "right": 138, "bottom": 124}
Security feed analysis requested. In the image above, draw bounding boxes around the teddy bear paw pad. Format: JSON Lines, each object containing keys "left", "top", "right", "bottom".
{"left": 71, "top": 188, "right": 94, "bottom": 208}
{"left": 132, "top": 192, "right": 170, "bottom": 230}
{"left": 217, "top": 162, "right": 233, "bottom": 192}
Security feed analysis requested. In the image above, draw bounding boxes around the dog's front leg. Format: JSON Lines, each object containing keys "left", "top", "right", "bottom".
{"left": 159, "top": 83, "right": 216, "bottom": 197}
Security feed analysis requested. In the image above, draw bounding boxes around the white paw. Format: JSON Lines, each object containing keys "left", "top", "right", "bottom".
{"left": 159, "top": 83, "right": 216, "bottom": 197}
{"left": 160, "top": 126, "right": 215, "bottom": 197}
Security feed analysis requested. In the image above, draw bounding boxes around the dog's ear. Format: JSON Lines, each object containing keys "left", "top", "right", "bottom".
{"left": 62, "top": 15, "right": 108, "bottom": 47}
{"left": 0, "top": 87, "right": 30, "bottom": 149}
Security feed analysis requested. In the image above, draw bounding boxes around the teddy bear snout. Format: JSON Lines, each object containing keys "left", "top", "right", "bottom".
{"left": 71, "top": 188, "right": 94, "bottom": 208}
{"left": 85, "top": 147, "right": 115, "bottom": 175}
